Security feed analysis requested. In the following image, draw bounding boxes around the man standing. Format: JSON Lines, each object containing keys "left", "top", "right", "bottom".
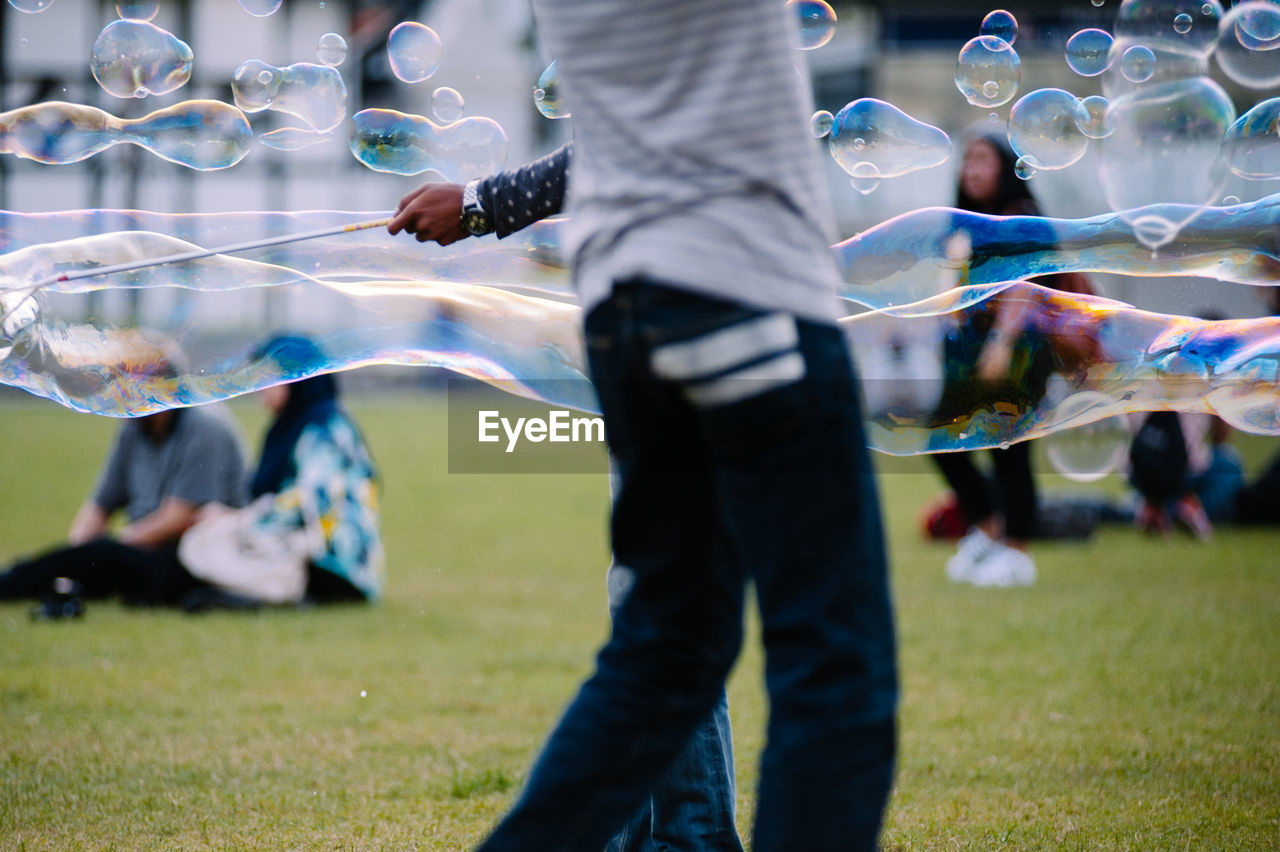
{"left": 396, "top": 2, "right": 898, "bottom": 848}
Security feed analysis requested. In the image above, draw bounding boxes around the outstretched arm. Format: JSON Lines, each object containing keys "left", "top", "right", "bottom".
{"left": 388, "top": 143, "right": 572, "bottom": 244}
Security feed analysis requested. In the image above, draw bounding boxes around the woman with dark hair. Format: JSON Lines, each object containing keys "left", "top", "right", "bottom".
{"left": 933, "top": 133, "right": 1094, "bottom": 586}
{"left": 179, "top": 336, "right": 384, "bottom": 606}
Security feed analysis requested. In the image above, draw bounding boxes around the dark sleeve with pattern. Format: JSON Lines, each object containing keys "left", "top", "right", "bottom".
{"left": 477, "top": 142, "right": 572, "bottom": 238}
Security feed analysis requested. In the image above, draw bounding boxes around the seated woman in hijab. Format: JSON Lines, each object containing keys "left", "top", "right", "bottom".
{"left": 179, "top": 336, "right": 384, "bottom": 608}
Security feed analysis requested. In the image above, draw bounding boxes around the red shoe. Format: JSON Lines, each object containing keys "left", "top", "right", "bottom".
{"left": 1173, "top": 494, "right": 1213, "bottom": 542}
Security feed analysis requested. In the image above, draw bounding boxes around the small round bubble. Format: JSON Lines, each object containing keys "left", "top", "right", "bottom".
{"left": 1092, "top": 0, "right": 1105, "bottom": 6}
{"left": 1223, "top": 194, "right": 1241, "bottom": 205}
{"left": 1065, "top": 28, "right": 1114, "bottom": 77}
{"left": 1202, "top": 2, "right": 1213, "bottom": 13}
{"left": 9, "top": 0, "right": 54, "bottom": 11}
{"left": 1014, "top": 155, "right": 1037, "bottom": 180}
{"left": 387, "top": 22, "right": 443, "bottom": 84}
{"left": 980, "top": 9, "right": 1018, "bottom": 46}
{"left": 316, "top": 32, "right": 347, "bottom": 66}
{"left": 787, "top": 0, "right": 837, "bottom": 50}
{"left": 257, "top": 70, "right": 273, "bottom": 85}
{"left": 1043, "top": 392, "right": 1130, "bottom": 482}
{"left": 1121, "top": 44, "right": 1156, "bottom": 82}
{"left": 432, "top": 86, "right": 465, "bottom": 123}
{"left": 955, "top": 35, "right": 1021, "bottom": 108}
{"left": 237, "top": 0, "right": 282, "bottom": 16}
{"left": 533, "top": 60, "right": 568, "bottom": 119}
{"left": 982, "top": 80, "right": 999, "bottom": 99}
{"left": 115, "top": 0, "right": 157, "bottom": 20}
{"left": 809, "top": 109, "right": 834, "bottom": 138}
{"left": 1173, "top": 12, "right": 1193, "bottom": 34}
{"left": 1076, "top": 94, "right": 1112, "bottom": 139}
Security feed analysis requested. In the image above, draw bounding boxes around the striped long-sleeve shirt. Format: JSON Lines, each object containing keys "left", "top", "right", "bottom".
{"left": 533, "top": 0, "right": 844, "bottom": 325}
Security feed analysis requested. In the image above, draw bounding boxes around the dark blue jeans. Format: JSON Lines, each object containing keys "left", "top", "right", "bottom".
{"left": 478, "top": 282, "right": 897, "bottom": 851}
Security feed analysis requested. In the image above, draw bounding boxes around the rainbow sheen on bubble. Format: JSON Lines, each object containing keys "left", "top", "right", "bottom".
{"left": 1076, "top": 94, "right": 1113, "bottom": 139}
{"left": 1216, "top": 1, "right": 1280, "bottom": 89}
{"left": 1007, "top": 88, "right": 1091, "bottom": 171}
{"left": 809, "top": 110, "right": 834, "bottom": 138}
{"left": 1224, "top": 97, "right": 1280, "bottom": 180}
{"left": 0, "top": 100, "right": 252, "bottom": 170}
{"left": 91, "top": 19, "right": 193, "bottom": 99}
{"left": 387, "top": 22, "right": 443, "bottom": 84}
{"left": 828, "top": 99, "right": 951, "bottom": 187}
{"left": 980, "top": 9, "right": 1018, "bottom": 46}
{"left": 1066, "top": 28, "right": 1115, "bottom": 76}
{"left": 349, "top": 109, "right": 508, "bottom": 181}
{"left": 787, "top": 0, "right": 837, "bottom": 50}
{"left": 533, "top": 60, "right": 568, "bottom": 120}
{"left": 955, "top": 35, "right": 1021, "bottom": 108}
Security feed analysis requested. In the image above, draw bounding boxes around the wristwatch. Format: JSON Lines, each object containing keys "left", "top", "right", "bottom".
{"left": 460, "top": 179, "right": 494, "bottom": 236}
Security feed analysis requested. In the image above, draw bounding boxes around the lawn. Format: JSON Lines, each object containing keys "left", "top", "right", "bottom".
{"left": 1, "top": 395, "right": 1277, "bottom": 850}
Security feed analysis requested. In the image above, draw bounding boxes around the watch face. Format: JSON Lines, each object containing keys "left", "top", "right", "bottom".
{"left": 462, "top": 209, "right": 491, "bottom": 236}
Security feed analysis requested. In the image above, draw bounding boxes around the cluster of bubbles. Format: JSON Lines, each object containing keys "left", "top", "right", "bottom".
{"left": 232, "top": 60, "right": 348, "bottom": 150}
{"left": 533, "top": 60, "right": 568, "bottom": 120}
{"left": 0, "top": 100, "right": 252, "bottom": 170}
{"left": 91, "top": 19, "right": 193, "bottom": 99}
{"left": 387, "top": 22, "right": 444, "bottom": 84}
{"left": 3, "top": 200, "right": 1280, "bottom": 466}
{"left": 787, "top": 0, "right": 838, "bottom": 50}
{"left": 349, "top": 109, "right": 508, "bottom": 182}
{"left": 825, "top": 99, "right": 952, "bottom": 195}
{"left": 955, "top": 8, "right": 1022, "bottom": 109}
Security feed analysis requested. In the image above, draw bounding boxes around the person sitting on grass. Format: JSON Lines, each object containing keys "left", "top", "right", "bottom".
{"left": 178, "top": 335, "right": 384, "bottom": 608}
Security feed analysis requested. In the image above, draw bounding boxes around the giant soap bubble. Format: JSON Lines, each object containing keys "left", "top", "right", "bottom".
{"left": 349, "top": 109, "right": 508, "bottom": 181}
{"left": 1096, "top": 75, "right": 1235, "bottom": 248}
{"left": 91, "top": 19, "right": 193, "bottom": 99}
{"left": 827, "top": 99, "right": 950, "bottom": 195}
{"left": 0, "top": 100, "right": 252, "bottom": 170}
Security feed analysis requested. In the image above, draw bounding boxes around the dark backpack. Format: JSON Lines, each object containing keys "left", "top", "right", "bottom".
{"left": 1128, "top": 411, "right": 1188, "bottom": 503}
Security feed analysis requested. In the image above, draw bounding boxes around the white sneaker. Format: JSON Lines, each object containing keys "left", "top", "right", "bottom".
{"left": 969, "top": 544, "right": 1036, "bottom": 588}
{"left": 946, "top": 528, "right": 997, "bottom": 584}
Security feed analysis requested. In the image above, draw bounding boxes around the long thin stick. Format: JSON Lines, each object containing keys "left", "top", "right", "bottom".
{"left": 34, "top": 216, "right": 394, "bottom": 290}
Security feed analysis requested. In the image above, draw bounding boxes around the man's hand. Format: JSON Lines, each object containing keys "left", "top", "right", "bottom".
{"left": 118, "top": 497, "right": 199, "bottom": 549}
{"left": 388, "top": 182, "right": 469, "bottom": 245}
{"left": 67, "top": 502, "right": 110, "bottom": 546}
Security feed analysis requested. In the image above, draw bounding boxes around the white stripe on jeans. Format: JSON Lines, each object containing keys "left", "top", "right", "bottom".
{"left": 684, "top": 350, "right": 806, "bottom": 408}
{"left": 650, "top": 313, "right": 799, "bottom": 382}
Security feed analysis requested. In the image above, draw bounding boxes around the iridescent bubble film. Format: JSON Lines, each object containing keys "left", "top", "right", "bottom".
{"left": 787, "top": 0, "right": 837, "bottom": 50}
{"left": 1039, "top": 391, "right": 1131, "bottom": 481}
{"left": 8, "top": 0, "right": 53, "bottom": 11}
{"left": 237, "top": 0, "right": 282, "bottom": 16}
{"left": 91, "top": 19, "right": 193, "bottom": 99}
{"left": 1097, "top": 75, "right": 1235, "bottom": 247}
{"left": 1007, "top": 88, "right": 1091, "bottom": 171}
{"left": 0, "top": 100, "right": 252, "bottom": 170}
{"left": 1121, "top": 44, "right": 1158, "bottom": 82}
{"left": 1223, "top": 97, "right": 1280, "bottom": 180}
{"left": 1066, "top": 28, "right": 1115, "bottom": 76}
{"left": 432, "top": 87, "right": 465, "bottom": 124}
{"left": 115, "top": 0, "right": 157, "bottom": 21}
{"left": 316, "top": 32, "right": 348, "bottom": 67}
{"left": 1215, "top": 1, "right": 1280, "bottom": 89}
{"left": 349, "top": 109, "right": 508, "bottom": 181}
{"left": 980, "top": 9, "right": 1018, "bottom": 46}
{"left": 533, "top": 60, "right": 568, "bottom": 120}
{"left": 1076, "top": 94, "right": 1113, "bottom": 139}
{"left": 387, "top": 22, "right": 443, "bottom": 84}
{"left": 955, "top": 35, "right": 1021, "bottom": 108}
{"left": 232, "top": 60, "right": 347, "bottom": 134}
{"left": 809, "top": 109, "right": 834, "bottom": 138}
{"left": 828, "top": 99, "right": 951, "bottom": 186}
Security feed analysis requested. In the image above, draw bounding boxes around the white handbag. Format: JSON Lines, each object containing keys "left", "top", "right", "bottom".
{"left": 178, "top": 496, "right": 309, "bottom": 604}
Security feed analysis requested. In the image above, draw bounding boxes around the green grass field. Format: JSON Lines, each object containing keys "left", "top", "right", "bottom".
{"left": 2, "top": 397, "right": 1277, "bottom": 850}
